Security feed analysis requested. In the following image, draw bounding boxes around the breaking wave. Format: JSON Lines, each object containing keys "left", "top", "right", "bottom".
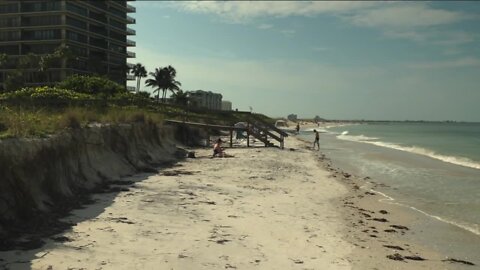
{"left": 338, "top": 132, "right": 480, "bottom": 170}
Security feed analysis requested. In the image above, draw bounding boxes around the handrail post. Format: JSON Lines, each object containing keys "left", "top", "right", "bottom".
{"left": 280, "top": 135, "right": 284, "bottom": 149}
{"left": 229, "top": 128, "right": 233, "bottom": 148}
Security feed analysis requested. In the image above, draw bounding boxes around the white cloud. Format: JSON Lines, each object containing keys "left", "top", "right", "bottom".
{"left": 258, "top": 23, "right": 274, "bottom": 30}
{"left": 408, "top": 57, "right": 480, "bottom": 69}
{"left": 174, "top": 1, "right": 377, "bottom": 23}
{"left": 280, "top": 29, "right": 295, "bottom": 37}
{"left": 173, "top": 2, "right": 468, "bottom": 29}
{"left": 170, "top": 1, "right": 474, "bottom": 46}
{"left": 432, "top": 31, "right": 475, "bottom": 46}
{"left": 312, "top": 46, "right": 329, "bottom": 52}
{"left": 384, "top": 30, "right": 427, "bottom": 43}
{"left": 384, "top": 29, "right": 476, "bottom": 46}
{"left": 442, "top": 48, "right": 463, "bottom": 56}
{"left": 347, "top": 3, "right": 464, "bottom": 29}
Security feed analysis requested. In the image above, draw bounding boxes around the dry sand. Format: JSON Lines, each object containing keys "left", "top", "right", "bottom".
{"left": 0, "top": 137, "right": 474, "bottom": 269}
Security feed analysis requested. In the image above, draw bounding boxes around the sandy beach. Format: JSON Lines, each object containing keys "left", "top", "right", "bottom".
{"left": 0, "top": 137, "right": 475, "bottom": 269}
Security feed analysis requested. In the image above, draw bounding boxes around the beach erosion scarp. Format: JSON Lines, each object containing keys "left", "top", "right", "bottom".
{"left": 0, "top": 123, "right": 190, "bottom": 248}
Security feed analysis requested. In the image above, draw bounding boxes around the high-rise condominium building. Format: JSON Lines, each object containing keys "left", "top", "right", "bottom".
{"left": 0, "top": 0, "right": 136, "bottom": 90}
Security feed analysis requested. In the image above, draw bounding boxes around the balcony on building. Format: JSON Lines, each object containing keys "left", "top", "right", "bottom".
{"left": 127, "top": 51, "right": 135, "bottom": 58}
{"left": 126, "top": 39, "right": 135, "bottom": 46}
{"left": 126, "top": 74, "right": 135, "bottom": 80}
{"left": 126, "top": 4, "right": 136, "bottom": 13}
{"left": 126, "top": 27, "right": 135, "bottom": 35}
{"left": 126, "top": 15, "right": 135, "bottom": 24}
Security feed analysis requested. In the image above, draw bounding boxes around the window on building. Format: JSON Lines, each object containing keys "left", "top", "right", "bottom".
{"left": 0, "top": 31, "right": 20, "bottom": 42}
{"left": 109, "top": 43, "right": 125, "bottom": 54}
{"left": 0, "top": 3, "right": 19, "bottom": 14}
{"left": 22, "top": 15, "right": 61, "bottom": 26}
{"left": 89, "top": 11, "right": 107, "bottom": 24}
{"left": 0, "top": 45, "right": 20, "bottom": 55}
{"left": 87, "top": 0, "right": 107, "bottom": 11}
{"left": 66, "top": 16, "right": 87, "bottom": 30}
{"left": 22, "top": 43, "right": 59, "bottom": 54}
{"left": 0, "top": 16, "right": 20, "bottom": 27}
{"left": 21, "top": 1, "right": 61, "bottom": 13}
{"left": 23, "top": 30, "right": 61, "bottom": 40}
{"left": 109, "top": 31, "right": 126, "bottom": 42}
{"left": 109, "top": 7, "right": 125, "bottom": 19}
{"left": 89, "top": 25, "right": 107, "bottom": 36}
{"left": 109, "top": 56, "right": 125, "bottom": 65}
{"left": 68, "top": 45, "right": 88, "bottom": 57}
{"left": 90, "top": 37, "right": 107, "bottom": 49}
{"left": 66, "top": 30, "right": 87, "bottom": 43}
{"left": 66, "top": 2, "right": 87, "bottom": 17}
{"left": 110, "top": 19, "right": 125, "bottom": 30}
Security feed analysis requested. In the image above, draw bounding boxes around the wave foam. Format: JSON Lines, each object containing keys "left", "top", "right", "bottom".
{"left": 303, "top": 128, "right": 328, "bottom": 133}
{"left": 337, "top": 133, "right": 480, "bottom": 170}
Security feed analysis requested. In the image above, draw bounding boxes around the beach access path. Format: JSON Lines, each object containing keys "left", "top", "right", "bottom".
{"left": 2, "top": 137, "right": 355, "bottom": 269}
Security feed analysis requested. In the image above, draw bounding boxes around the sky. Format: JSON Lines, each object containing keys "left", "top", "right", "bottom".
{"left": 128, "top": 1, "right": 480, "bottom": 122}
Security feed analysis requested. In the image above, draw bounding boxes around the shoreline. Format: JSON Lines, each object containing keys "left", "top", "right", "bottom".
{"left": 0, "top": 136, "right": 476, "bottom": 269}
{"left": 291, "top": 136, "right": 478, "bottom": 269}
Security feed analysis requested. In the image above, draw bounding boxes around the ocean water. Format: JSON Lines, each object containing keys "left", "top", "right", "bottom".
{"left": 299, "top": 122, "right": 480, "bottom": 262}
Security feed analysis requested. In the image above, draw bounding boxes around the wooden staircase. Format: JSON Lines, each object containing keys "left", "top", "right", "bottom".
{"left": 244, "top": 114, "right": 289, "bottom": 148}
{"left": 164, "top": 109, "right": 289, "bottom": 149}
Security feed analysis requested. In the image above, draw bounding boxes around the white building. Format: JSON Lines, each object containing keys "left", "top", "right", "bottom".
{"left": 221, "top": 100, "right": 232, "bottom": 111}
{"left": 188, "top": 90, "right": 222, "bottom": 110}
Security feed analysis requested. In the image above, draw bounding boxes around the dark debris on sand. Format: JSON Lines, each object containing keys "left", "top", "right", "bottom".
{"left": 383, "top": 245, "right": 404, "bottom": 251}
{"left": 387, "top": 253, "right": 426, "bottom": 262}
{"left": 442, "top": 258, "right": 476, "bottom": 266}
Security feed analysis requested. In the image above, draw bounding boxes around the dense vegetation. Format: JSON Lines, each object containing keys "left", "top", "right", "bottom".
{"left": 0, "top": 48, "right": 273, "bottom": 139}
{"left": 0, "top": 75, "right": 271, "bottom": 139}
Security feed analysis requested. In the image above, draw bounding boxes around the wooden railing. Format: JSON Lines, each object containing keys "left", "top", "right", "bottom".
{"left": 164, "top": 107, "right": 287, "bottom": 149}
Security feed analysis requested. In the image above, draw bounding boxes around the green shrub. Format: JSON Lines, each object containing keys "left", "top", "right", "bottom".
{"left": 110, "top": 91, "right": 152, "bottom": 106}
{"left": 0, "top": 86, "right": 95, "bottom": 106}
{"left": 57, "top": 75, "right": 126, "bottom": 96}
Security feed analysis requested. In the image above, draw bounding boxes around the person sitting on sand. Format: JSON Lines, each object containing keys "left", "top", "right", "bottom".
{"left": 213, "top": 138, "right": 225, "bottom": 157}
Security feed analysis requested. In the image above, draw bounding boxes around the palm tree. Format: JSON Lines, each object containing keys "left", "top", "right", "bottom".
{"left": 131, "top": 63, "right": 147, "bottom": 93}
{"left": 171, "top": 90, "right": 189, "bottom": 106}
{"left": 145, "top": 65, "right": 181, "bottom": 103}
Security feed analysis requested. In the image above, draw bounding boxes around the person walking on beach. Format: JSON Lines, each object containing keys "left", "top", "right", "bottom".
{"left": 296, "top": 123, "right": 300, "bottom": 134}
{"left": 313, "top": 129, "right": 320, "bottom": 150}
